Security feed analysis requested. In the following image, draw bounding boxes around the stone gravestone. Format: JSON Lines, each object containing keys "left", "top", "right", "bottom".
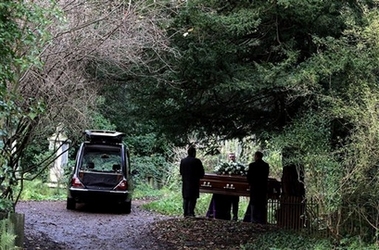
{"left": 48, "top": 127, "right": 70, "bottom": 187}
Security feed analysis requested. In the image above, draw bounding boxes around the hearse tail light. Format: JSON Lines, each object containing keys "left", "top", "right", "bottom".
{"left": 115, "top": 179, "right": 128, "bottom": 191}
{"left": 71, "top": 176, "right": 84, "bottom": 188}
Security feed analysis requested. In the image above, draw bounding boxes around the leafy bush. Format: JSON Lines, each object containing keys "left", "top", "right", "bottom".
{"left": 17, "top": 179, "right": 65, "bottom": 201}
{"left": 132, "top": 155, "right": 176, "bottom": 189}
{"left": 0, "top": 217, "right": 18, "bottom": 250}
{"left": 242, "top": 231, "right": 333, "bottom": 250}
{"left": 337, "top": 236, "right": 379, "bottom": 250}
{"left": 242, "top": 231, "right": 379, "bottom": 250}
{"left": 0, "top": 199, "right": 14, "bottom": 214}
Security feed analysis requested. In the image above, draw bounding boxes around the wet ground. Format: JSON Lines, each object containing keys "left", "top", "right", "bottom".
{"left": 16, "top": 200, "right": 172, "bottom": 250}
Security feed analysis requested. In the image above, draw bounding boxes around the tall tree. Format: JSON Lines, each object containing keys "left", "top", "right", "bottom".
{"left": 119, "top": 0, "right": 379, "bottom": 239}
{"left": 120, "top": 1, "right": 362, "bottom": 142}
{"left": 0, "top": 0, "right": 158, "bottom": 212}
{"left": 0, "top": 0, "right": 63, "bottom": 212}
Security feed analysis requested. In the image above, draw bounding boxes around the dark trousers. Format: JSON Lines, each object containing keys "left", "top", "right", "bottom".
{"left": 231, "top": 196, "right": 239, "bottom": 220}
{"left": 243, "top": 198, "right": 267, "bottom": 224}
{"left": 183, "top": 198, "right": 197, "bottom": 217}
{"left": 250, "top": 202, "right": 266, "bottom": 224}
{"left": 206, "top": 194, "right": 239, "bottom": 220}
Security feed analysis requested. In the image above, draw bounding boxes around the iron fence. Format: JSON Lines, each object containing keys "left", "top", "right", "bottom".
{"left": 267, "top": 196, "right": 328, "bottom": 235}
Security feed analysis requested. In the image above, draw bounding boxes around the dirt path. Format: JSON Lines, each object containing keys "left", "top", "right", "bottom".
{"left": 16, "top": 200, "right": 173, "bottom": 250}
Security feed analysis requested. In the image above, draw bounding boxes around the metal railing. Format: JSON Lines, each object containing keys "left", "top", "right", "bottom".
{"left": 267, "top": 196, "right": 327, "bottom": 235}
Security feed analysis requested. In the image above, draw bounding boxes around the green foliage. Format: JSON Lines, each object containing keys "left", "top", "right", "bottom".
{"left": 270, "top": 111, "right": 342, "bottom": 209}
{"left": 0, "top": 0, "right": 63, "bottom": 212}
{"left": 90, "top": 97, "right": 117, "bottom": 131}
{"left": 142, "top": 189, "right": 183, "bottom": 216}
{"left": 0, "top": 217, "right": 18, "bottom": 250}
{"left": 0, "top": 0, "right": 60, "bottom": 84}
{"left": 132, "top": 154, "right": 176, "bottom": 188}
{"left": 17, "top": 179, "right": 65, "bottom": 201}
{"left": 26, "top": 150, "right": 55, "bottom": 182}
{"left": 133, "top": 183, "right": 168, "bottom": 199}
{"left": 268, "top": 23, "right": 379, "bottom": 234}
{"left": 89, "top": 112, "right": 116, "bottom": 131}
{"left": 242, "top": 231, "right": 333, "bottom": 250}
{"left": 338, "top": 236, "right": 379, "bottom": 250}
{"left": 243, "top": 231, "right": 379, "bottom": 250}
{"left": 0, "top": 199, "right": 13, "bottom": 214}
{"left": 122, "top": 0, "right": 367, "bottom": 143}
{"left": 123, "top": 132, "right": 178, "bottom": 189}
{"left": 125, "top": 133, "right": 169, "bottom": 156}
{"left": 20, "top": 137, "right": 50, "bottom": 178}
{"left": 262, "top": 146, "right": 283, "bottom": 179}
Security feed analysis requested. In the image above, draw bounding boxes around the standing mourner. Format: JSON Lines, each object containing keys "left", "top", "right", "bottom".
{"left": 180, "top": 146, "right": 205, "bottom": 218}
{"left": 246, "top": 151, "right": 269, "bottom": 224}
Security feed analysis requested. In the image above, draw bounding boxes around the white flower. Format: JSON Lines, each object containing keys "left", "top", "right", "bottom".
{"left": 215, "top": 160, "right": 247, "bottom": 175}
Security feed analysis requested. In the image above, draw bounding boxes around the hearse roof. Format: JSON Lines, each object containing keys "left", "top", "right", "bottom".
{"left": 84, "top": 130, "right": 125, "bottom": 144}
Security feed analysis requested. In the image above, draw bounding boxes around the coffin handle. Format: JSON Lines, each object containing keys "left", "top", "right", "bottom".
{"left": 223, "top": 183, "right": 236, "bottom": 190}
{"left": 201, "top": 181, "right": 212, "bottom": 187}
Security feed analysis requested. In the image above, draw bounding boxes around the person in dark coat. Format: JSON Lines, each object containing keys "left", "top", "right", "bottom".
{"left": 246, "top": 151, "right": 269, "bottom": 224}
{"left": 180, "top": 146, "right": 205, "bottom": 217}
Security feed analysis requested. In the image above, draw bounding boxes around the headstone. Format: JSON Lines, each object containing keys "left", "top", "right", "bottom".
{"left": 48, "top": 126, "right": 70, "bottom": 187}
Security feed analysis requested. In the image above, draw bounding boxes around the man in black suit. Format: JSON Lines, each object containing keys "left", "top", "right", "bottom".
{"left": 180, "top": 146, "right": 205, "bottom": 217}
{"left": 247, "top": 151, "right": 269, "bottom": 223}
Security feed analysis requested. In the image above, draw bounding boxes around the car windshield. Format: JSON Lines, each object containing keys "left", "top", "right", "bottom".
{"left": 80, "top": 146, "right": 122, "bottom": 172}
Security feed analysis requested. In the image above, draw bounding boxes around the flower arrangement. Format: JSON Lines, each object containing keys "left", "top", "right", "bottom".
{"left": 214, "top": 161, "right": 248, "bottom": 176}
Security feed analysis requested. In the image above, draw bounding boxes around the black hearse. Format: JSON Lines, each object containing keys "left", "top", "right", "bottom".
{"left": 66, "top": 130, "right": 134, "bottom": 213}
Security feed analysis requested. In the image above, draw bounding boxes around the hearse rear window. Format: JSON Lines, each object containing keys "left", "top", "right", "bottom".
{"left": 80, "top": 145, "right": 121, "bottom": 172}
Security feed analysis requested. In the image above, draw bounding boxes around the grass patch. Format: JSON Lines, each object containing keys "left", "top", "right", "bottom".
{"left": 142, "top": 191, "right": 183, "bottom": 216}
{"left": 133, "top": 183, "right": 168, "bottom": 199}
{"left": 241, "top": 231, "right": 379, "bottom": 250}
{"left": 138, "top": 185, "right": 251, "bottom": 219}
{"left": 141, "top": 188, "right": 216, "bottom": 217}
{"left": 17, "top": 179, "right": 66, "bottom": 201}
{"left": 242, "top": 231, "right": 333, "bottom": 250}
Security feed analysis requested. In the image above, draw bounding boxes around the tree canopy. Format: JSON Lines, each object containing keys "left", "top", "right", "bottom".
{"left": 105, "top": 0, "right": 376, "bottom": 145}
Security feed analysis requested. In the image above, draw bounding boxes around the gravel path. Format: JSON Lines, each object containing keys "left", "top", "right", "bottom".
{"left": 16, "top": 200, "right": 173, "bottom": 250}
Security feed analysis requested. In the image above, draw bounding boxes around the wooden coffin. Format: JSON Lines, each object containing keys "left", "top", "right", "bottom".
{"left": 199, "top": 173, "right": 281, "bottom": 198}
{"left": 199, "top": 173, "right": 249, "bottom": 196}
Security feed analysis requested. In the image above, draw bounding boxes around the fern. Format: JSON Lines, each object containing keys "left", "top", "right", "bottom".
{"left": 0, "top": 216, "right": 17, "bottom": 250}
